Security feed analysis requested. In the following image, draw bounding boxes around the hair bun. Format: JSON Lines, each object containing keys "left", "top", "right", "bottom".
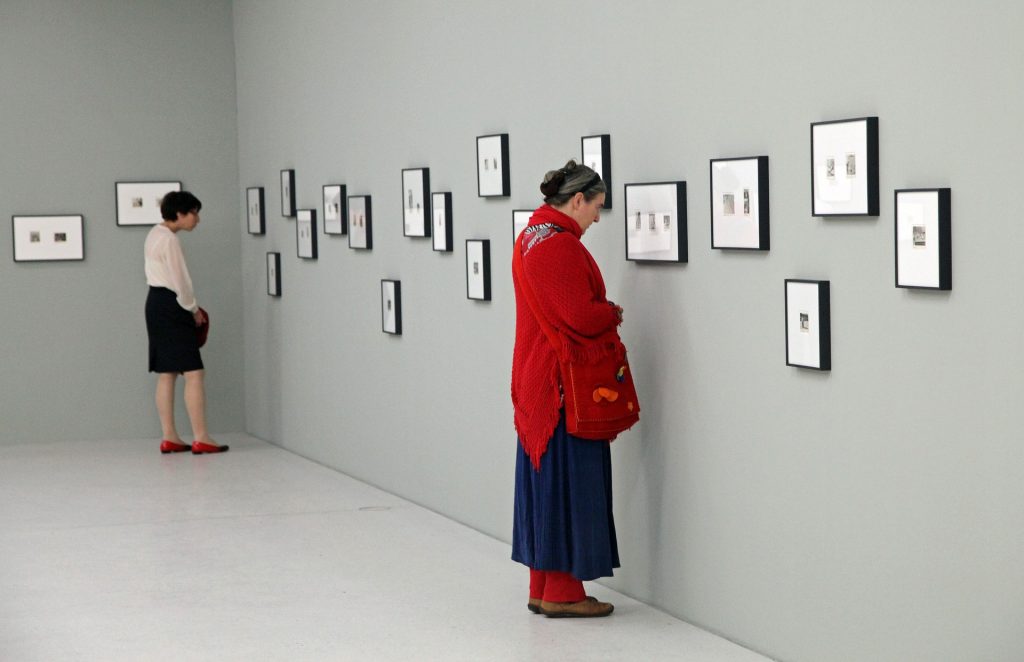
{"left": 540, "top": 169, "right": 566, "bottom": 197}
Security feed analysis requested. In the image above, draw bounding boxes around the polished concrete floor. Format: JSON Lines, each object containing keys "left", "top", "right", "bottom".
{"left": 0, "top": 434, "right": 773, "bottom": 661}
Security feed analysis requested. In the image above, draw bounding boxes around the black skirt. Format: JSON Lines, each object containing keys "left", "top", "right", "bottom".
{"left": 146, "top": 286, "right": 203, "bottom": 373}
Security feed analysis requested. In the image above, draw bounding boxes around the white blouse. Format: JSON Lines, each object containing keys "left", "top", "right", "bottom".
{"left": 144, "top": 225, "right": 198, "bottom": 313}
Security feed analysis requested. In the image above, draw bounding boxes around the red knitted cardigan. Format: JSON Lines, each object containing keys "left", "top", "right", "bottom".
{"left": 511, "top": 205, "right": 620, "bottom": 469}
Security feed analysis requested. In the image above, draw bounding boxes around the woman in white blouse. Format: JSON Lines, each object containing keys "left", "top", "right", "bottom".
{"left": 144, "top": 191, "right": 227, "bottom": 455}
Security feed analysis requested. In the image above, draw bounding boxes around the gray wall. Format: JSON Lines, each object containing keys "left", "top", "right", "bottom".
{"left": 0, "top": 0, "right": 244, "bottom": 443}
{"left": 231, "top": 2, "right": 1024, "bottom": 661}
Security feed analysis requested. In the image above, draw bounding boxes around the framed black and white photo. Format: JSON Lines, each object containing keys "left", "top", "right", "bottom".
{"left": 115, "top": 181, "right": 181, "bottom": 226}
{"left": 381, "top": 279, "right": 402, "bottom": 335}
{"left": 246, "top": 187, "right": 265, "bottom": 235}
{"left": 785, "top": 279, "right": 831, "bottom": 371}
{"left": 895, "top": 188, "right": 951, "bottom": 290}
{"left": 348, "top": 195, "right": 372, "bottom": 250}
{"left": 624, "top": 181, "right": 687, "bottom": 262}
{"left": 512, "top": 209, "right": 532, "bottom": 242}
{"left": 266, "top": 252, "right": 281, "bottom": 296}
{"left": 466, "top": 239, "right": 491, "bottom": 301}
{"left": 432, "top": 192, "right": 453, "bottom": 252}
{"left": 402, "top": 168, "right": 430, "bottom": 237}
{"left": 581, "top": 134, "right": 612, "bottom": 208}
{"left": 811, "top": 117, "right": 879, "bottom": 216}
{"left": 477, "top": 133, "right": 510, "bottom": 197}
{"left": 710, "top": 156, "right": 769, "bottom": 250}
{"left": 296, "top": 209, "right": 317, "bottom": 259}
{"left": 13, "top": 215, "right": 85, "bottom": 262}
{"left": 280, "top": 169, "right": 296, "bottom": 218}
{"left": 322, "top": 184, "right": 347, "bottom": 235}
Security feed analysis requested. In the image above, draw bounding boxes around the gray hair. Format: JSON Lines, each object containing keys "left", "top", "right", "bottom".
{"left": 540, "top": 160, "right": 606, "bottom": 206}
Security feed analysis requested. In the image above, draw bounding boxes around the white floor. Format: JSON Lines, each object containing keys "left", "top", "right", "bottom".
{"left": 0, "top": 434, "right": 773, "bottom": 662}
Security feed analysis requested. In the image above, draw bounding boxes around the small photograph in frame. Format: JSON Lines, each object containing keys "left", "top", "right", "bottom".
{"left": 13, "top": 215, "right": 85, "bottom": 262}
{"left": 895, "top": 188, "right": 951, "bottom": 290}
{"left": 581, "top": 134, "right": 612, "bottom": 208}
{"left": 348, "top": 195, "right": 373, "bottom": 250}
{"left": 477, "top": 133, "right": 510, "bottom": 197}
{"left": 432, "top": 192, "right": 453, "bottom": 252}
{"left": 280, "top": 169, "right": 296, "bottom": 218}
{"left": 115, "top": 181, "right": 181, "bottom": 226}
{"left": 402, "top": 168, "right": 431, "bottom": 237}
{"left": 246, "top": 187, "right": 265, "bottom": 235}
{"left": 512, "top": 209, "right": 532, "bottom": 242}
{"left": 710, "top": 156, "right": 769, "bottom": 250}
{"left": 785, "top": 279, "right": 831, "bottom": 371}
{"left": 624, "top": 181, "right": 687, "bottom": 263}
{"left": 266, "top": 252, "right": 281, "bottom": 296}
{"left": 296, "top": 209, "right": 318, "bottom": 259}
{"left": 323, "top": 184, "right": 347, "bottom": 235}
{"left": 381, "top": 279, "right": 402, "bottom": 335}
{"left": 811, "top": 117, "right": 879, "bottom": 216}
{"left": 466, "top": 239, "right": 491, "bottom": 301}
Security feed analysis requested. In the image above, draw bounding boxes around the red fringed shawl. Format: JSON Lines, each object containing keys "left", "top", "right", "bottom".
{"left": 511, "top": 205, "right": 620, "bottom": 469}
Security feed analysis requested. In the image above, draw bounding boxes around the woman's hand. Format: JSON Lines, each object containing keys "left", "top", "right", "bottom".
{"left": 608, "top": 301, "right": 623, "bottom": 324}
{"left": 193, "top": 309, "right": 207, "bottom": 326}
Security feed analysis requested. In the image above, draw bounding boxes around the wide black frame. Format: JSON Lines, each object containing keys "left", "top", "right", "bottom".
{"left": 624, "top": 181, "right": 688, "bottom": 263}
{"left": 476, "top": 133, "right": 510, "bottom": 198}
{"left": 246, "top": 187, "right": 265, "bottom": 235}
{"left": 432, "top": 192, "right": 453, "bottom": 253}
{"left": 709, "top": 156, "right": 770, "bottom": 250}
{"left": 895, "top": 188, "right": 951, "bottom": 291}
{"left": 402, "top": 168, "right": 431, "bottom": 238}
{"left": 465, "top": 239, "right": 491, "bottom": 301}
{"left": 784, "top": 279, "right": 831, "bottom": 371}
{"left": 266, "top": 252, "right": 281, "bottom": 296}
{"left": 381, "top": 279, "right": 402, "bottom": 335}
{"left": 348, "top": 195, "right": 373, "bottom": 250}
{"left": 12, "top": 214, "right": 85, "bottom": 262}
{"left": 296, "top": 208, "right": 318, "bottom": 259}
{"left": 581, "top": 134, "right": 612, "bottom": 208}
{"left": 512, "top": 209, "right": 532, "bottom": 242}
{"left": 115, "top": 180, "right": 182, "bottom": 226}
{"left": 322, "top": 184, "right": 348, "bottom": 236}
{"left": 280, "top": 169, "right": 296, "bottom": 218}
{"left": 810, "top": 116, "right": 879, "bottom": 217}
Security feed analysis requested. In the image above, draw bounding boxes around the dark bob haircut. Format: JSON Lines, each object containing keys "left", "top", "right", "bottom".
{"left": 160, "top": 190, "right": 202, "bottom": 221}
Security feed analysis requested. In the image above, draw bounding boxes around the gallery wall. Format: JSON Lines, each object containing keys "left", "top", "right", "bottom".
{"left": 0, "top": 0, "right": 244, "bottom": 444}
{"left": 232, "top": 2, "right": 1024, "bottom": 661}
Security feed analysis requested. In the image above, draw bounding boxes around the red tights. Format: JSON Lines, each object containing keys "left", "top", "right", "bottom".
{"left": 529, "top": 568, "right": 585, "bottom": 603}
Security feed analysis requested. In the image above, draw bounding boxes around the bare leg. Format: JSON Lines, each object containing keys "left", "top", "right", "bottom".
{"left": 183, "top": 369, "right": 211, "bottom": 443}
{"left": 156, "top": 372, "right": 181, "bottom": 441}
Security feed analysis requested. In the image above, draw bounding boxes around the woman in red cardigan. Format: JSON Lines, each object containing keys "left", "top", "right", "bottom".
{"left": 511, "top": 160, "right": 622, "bottom": 618}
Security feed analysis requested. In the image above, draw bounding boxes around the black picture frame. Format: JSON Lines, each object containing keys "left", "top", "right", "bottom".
{"left": 266, "top": 252, "right": 281, "bottom": 296}
{"left": 710, "top": 156, "right": 769, "bottom": 250}
{"left": 246, "top": 187, "right": 265, "bottom": 235}
{"left": 280, "top": 169, "right": 296, "bottom": 218}
{"left": 785, "top": 279, "right": 831, "bottom": 371}
{"left": 624, "top": 181, "right": 687, "bottom": 263}
{"left": 512, "top": 209, "right": 532, "bottom": 242}
{"left": 895, "top": 188, "right": 951, "bottom": 290}
{"left": 581, "top": 134, "right": 612, "bottom": 208}
{"left": 477, "top": 133, "right": 510, "bottom": 198}
{"left": 466, "top": 239, "right": 491, "bottom": 301}
{"left": 322, "top": 184, "right": 347, "bottom": 235}
{"left": 431, "top": 192, "right": 453, "bottom": 253}
{"left": 810, "top": 117, "right": 879, "bottom": 217}
{"left": 115, "top": 181, "right": 181, "bottom": 226}
{"left": 381, "top": 279, "right": 402, "bottom": 335}
{"left": 296, "top": 209, "right": 318, "bottom": 259}
{"left": 402, "top": 168, "right": 431, "bottom": 237}
{"left": 13, "top": 214, "right": 85, "bottom": 262}
{"left": 348, "top": 195, "right": 373, "bottom": 250}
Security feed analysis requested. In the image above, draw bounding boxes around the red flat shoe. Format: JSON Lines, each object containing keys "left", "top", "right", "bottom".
{"left": 160, "top": 440, "right": 191, "bottom": 454}
{"left": 191, "top": 441, "right": 229, "bottom": 455}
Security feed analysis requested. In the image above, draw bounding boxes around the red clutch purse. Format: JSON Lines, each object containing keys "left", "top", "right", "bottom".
{"left": 196, "top": 307, "right": 210, "bottom": 348}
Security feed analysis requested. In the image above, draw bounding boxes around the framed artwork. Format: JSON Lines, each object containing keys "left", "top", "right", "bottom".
{"left": 115, "top": 181, "right": 181, "bottom": 226}
{"left": 432, "top": 192, "right": 453, "bottom": 252}
{"left": 280, "top": 169, "right": 296, "bottom": 217}
{"left": 323, "top": 184, "right": 347, "bottom": 235}
{"left": 512, "top": 209, "right": 532, "bottom": 242}
{"left": 895, "top": 188, "right": 951, "bottom": 290}
{"left": 811, "top": 117, "right": 879, "bottom": 216}
{"left": 710, "top": 156, "right": 769, "bottom": 250}
{"left": 466, "top": 239, "right": 491, "bottom": 301}
{"left": 381, "top": 279, "right": 402, "bottom": 335}
{"left": 246, "top": 187, "right": 265, "bottom": 235}
{"left": 13, "top": 215, "right": 85, "bottom": 262}
{"left": 785, "top": 279, "right": 831, "bottom": 371}
{"left": 348, "top": 195, "right": 373, "bottom": 250}
{"left": 624, "top": 181, "right": 687, "bottom": 262}
{"left": 581, "top": 134, "right": 612, "bottom": 208}
{"left": 266, "top": 252, "right": 281, "bottom": 296}
{"left": 296, "top": 209, "right": 318, "bottom": 259}
{"left": 477, "top": 133, "right": 510, "bottom": 197}
{"left": 402, "top": 168, "right": 431, "bottom": 237}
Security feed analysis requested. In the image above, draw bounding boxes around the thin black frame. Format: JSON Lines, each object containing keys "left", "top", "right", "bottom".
{"left": 12, "top": 214, "right": 85, "bottom": 262}
{"left": 810, "top": 117, "right": 879, "bottom": 217}
{"left": 895, "top": 188, "right": 951, "bottom": 291}
{"left": 322, "top": 184, "right": 348, "bottom": 235}
{"left": 115, "top": 180, "right": 182, "bottom": 226}
{"left": 381, "top": 279, "right": 402, "bottom": 335}
{"left": 266, "top": 252, "right": 281, "bottom": 296}
{"left": 624, "top": 181, "right": 688, "bottom": 263}
{"left": 581, "top": 134, "right": 612, "bottom": 208}
{"left": 402, "top": 168, "right": 431, "bottom": 238}
{"left": 296, "top": 209, "right": 318, "bottom": 259}
{"left": 465, "top": 239, "right": 491, "bottom": 301}
{"left": 512, "top": 209, "right": 532, "bottom": 242}
{"left": 709, "top": 156, "right": 770, "bottom": 251}
{"left": 476, "top": 133, "right": 510, "bottom": 198}
{"left": 246, "top": 187, "right": 265, "bottom": 235}
{"left": 280, "top": 169, "right": 296, "bottom": 218}
{"left": 431, "top": 192, "right": 453, "bottom": 253}
{"left": 784, "top": 279, "right": 831, "bottom": 371}
{"left": 348, "top": 195, "right": 373, "bottom": 250}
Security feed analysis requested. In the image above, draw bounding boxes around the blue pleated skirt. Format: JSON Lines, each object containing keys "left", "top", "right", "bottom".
{"left": 511, "top": 415, "right": 620, "bottom": 581}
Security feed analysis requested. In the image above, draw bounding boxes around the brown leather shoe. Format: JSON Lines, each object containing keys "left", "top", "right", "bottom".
{"left": 528, "top": 598, "right": 542, "bottom": 614}
{"left": 539, "top": 597, "right": 614, "bottom": 618}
